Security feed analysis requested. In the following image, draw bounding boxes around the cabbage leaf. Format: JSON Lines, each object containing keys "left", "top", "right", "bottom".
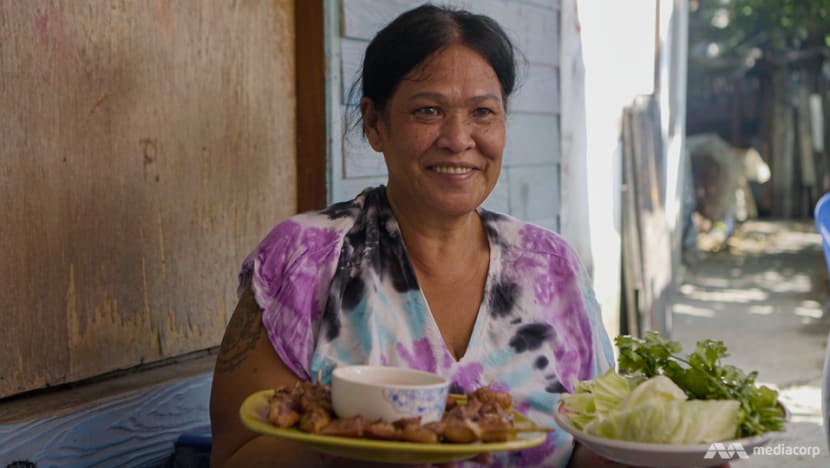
{"left": 584, "top": 399, "right": 740, "bottom": 444}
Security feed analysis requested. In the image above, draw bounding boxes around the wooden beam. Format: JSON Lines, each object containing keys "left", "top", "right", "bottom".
{"left": 295, "top": 0, "right": 328, "bottom": 212}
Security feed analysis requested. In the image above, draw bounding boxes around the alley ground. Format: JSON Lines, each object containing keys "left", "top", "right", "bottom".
{"left": 670, "top": 219, "right": 830, "bottom": 467}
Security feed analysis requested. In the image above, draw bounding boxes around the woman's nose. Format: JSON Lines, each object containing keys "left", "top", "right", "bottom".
{"left": 436, "top": 113, "right": 475, "bottom": 153}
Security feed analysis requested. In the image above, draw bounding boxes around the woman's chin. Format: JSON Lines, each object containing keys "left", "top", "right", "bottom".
{"left": 427, "top": 195, "right": 488, "bottom": 218}
{"left": 388, "top": 183, "right": 491, "bottom": 219}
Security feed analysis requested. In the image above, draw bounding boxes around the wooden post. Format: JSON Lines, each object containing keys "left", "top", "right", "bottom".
{"left": 295, "top": 0, "right": 328, "bottom": 212}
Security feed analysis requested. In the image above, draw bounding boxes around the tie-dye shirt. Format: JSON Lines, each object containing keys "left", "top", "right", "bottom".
{"left": 240, "top": 186, "right": 614, "bottom": 467}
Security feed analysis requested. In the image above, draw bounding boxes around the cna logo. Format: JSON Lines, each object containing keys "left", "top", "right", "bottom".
{"left": 703, "top": 442, "right": 751, "bottom": 460}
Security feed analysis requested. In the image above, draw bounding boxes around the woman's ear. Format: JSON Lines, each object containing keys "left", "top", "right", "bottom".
{"left": 360, "top": 97, "right": 384, "bottom": 152}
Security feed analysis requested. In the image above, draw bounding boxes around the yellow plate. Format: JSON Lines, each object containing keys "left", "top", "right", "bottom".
{"left": 239, "top": 389, "right": 549, "bottom": 464}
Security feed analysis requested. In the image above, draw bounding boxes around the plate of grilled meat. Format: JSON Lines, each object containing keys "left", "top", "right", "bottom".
{"left": 239, "top": 381, "right": 551, "bottom": 464}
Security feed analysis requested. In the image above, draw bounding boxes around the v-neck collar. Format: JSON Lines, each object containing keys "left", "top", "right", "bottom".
{"left": 396, "top": 208, "right": 499, "bottom": 365}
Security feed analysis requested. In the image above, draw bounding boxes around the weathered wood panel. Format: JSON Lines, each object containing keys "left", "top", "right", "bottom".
{"left": 0, "top": 1, "right": 296, "bottom": 398}
{"left": 512, "top": 64, "right": 560, "bottom": 114}
{"left": 339, "top": 38, "right": 366, "bottom": 105}
{"left": 481, "top": 179, "right": 511, "bottom": 214}
{"left": 620, "top": 107, "right": 645, "bottom": 337}
{"left": 344, "top": 136, "right": 386, "bottom": 178}
{"left": 503, "top": 2, "right": 559, "bottom": 66}
{"left": 341, "top": 0, "right": 419, "bottom": 40}
{"left": 342, "top": 104, "right": 387, "bottom": 178}
{"left": 505, "top": 113, "right": 561, "bottom": 166}
{"left": 520, "top": 0, "right": 561, "bottom": 9}
{"left": 506, "top": 164, "right": 560, "bottom": 221}
{"left": 620, "top": 95, "right": 672, "bottom": 336}
{"left": 0, "top": 373, "right": 212, "bottom": 467}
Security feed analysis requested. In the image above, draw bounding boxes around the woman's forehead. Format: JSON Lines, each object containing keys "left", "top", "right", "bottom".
{"left": 397, "top": 45, "right": 501, "bottom": 97}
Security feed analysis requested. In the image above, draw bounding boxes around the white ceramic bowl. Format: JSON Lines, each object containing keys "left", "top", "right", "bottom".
{"left": 331, "top": 365, "right": 450, "bottom": 424}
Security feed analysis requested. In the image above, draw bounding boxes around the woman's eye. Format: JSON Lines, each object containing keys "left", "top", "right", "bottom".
{"left": 415, "top": 107, "right": 440, "bottom": 117}
{"left": 473, "top": 107, "right": 495, "bottom": 117}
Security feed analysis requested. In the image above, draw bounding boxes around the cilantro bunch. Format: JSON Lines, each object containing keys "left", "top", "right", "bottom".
{"left": 615, "top": 331, "right": 787, "bottom": 438}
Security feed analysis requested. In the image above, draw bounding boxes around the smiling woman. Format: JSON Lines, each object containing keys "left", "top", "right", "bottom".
{"left": 362, "top": 44, "right": 506, "bottom": 223}
{"left": 209, "top": 4, "right": 616, "bottom": 468}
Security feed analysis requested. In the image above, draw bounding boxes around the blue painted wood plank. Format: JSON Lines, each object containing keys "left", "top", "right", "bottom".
{"left": 0, "top": 373, "right": 212, "bottom": 468}
{"left": 506, "top": 113, "right": 561, "bottom": 166}
{"left": 507, "top": 164, "right": 560, "bottom": 221}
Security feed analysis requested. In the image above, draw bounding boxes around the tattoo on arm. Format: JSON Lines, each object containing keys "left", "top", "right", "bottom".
{"left": 215, "top": 282, "right": 264, "bottom": 373}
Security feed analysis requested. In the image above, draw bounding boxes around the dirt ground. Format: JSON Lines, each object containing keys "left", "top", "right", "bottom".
{"left": 671, "top": 219, "right": 830, "bottom": 467}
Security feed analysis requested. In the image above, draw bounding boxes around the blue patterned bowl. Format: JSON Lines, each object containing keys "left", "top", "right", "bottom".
{"left": 331, "top": 365, "right": 450, "bottom": 424}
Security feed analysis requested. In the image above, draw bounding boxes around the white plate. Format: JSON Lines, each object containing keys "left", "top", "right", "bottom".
{"left": 553, "top": 402, "right": 784, "bottom": 467}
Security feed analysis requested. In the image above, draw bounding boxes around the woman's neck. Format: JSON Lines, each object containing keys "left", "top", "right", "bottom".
{"left": 385, "top": 190, "right": 488, "bottom": 276}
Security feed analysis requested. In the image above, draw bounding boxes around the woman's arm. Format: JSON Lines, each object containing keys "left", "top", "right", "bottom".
{"left": 209, "top": 280, "right": 322, "bottom": 468}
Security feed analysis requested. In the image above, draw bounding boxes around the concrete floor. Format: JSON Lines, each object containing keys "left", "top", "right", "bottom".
{"left": 670, "top": 219, "right": 830, "bottom": 467}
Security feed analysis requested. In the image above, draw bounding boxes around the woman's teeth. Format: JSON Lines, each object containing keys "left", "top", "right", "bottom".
{"left": 432, "top": 166, "right": 472, "bottom": 174}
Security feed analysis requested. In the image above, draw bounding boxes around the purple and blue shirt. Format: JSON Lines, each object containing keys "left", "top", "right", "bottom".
{"left": 240, "top": 186, "right": 614, "bottom": 467}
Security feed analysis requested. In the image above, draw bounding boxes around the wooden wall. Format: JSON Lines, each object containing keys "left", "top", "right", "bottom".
{"left": 328, "top": 0, "right": 562, "bottom": 231}
{"left": 0, "top": 0, "right": 297, "bottom": 399}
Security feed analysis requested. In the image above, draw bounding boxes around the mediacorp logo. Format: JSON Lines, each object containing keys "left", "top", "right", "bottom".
{"left": 704, "top": 442, "right": 823, "bottom": 459}
{"left": 703, "top": 442, "right": 750, "bottom": 460}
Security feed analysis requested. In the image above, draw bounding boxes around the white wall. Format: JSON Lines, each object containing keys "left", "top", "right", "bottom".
{"left": 658, "top": 0, "right": 690, "bottom": 290}
{"left": 326, "top": 0, "right": 563, "bottom": 232}
{"left": 559, "top": 0, "right": 688, "bottom": 338}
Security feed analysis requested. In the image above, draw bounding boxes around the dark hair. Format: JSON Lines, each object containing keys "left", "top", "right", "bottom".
{"left": 348, "top": 4, "right": 521, "bottom": 132}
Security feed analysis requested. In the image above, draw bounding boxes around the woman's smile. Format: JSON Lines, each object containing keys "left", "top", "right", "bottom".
{"left": 430, "top": 165, "right": 475, "bottom": 175}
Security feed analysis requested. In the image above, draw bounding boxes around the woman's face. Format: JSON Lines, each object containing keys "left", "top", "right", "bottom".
{"left": 361, "top": 44, "right": 506, "bottom": 220}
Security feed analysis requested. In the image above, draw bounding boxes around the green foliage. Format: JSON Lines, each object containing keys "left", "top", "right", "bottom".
{"left": 691, "top": 0, "right": 830, "bottom": 57}
{"left": 616, "top": 331, "right": 787, "bottom": 438}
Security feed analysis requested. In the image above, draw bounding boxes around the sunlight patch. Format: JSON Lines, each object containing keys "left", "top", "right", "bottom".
{"left": 779, "top": 385, "right": 822, "bottom": 424}
{"left": 748, "top": 305, "right": 775, "bottom": 315}
{"left": 794, "top": 306, "right": 823, "bottom": 319}
{"left": 673, "top": 303, "right": 715, "bottom": 318}
{"left": 685, "top": 287, "right": 768, "bottom": 303}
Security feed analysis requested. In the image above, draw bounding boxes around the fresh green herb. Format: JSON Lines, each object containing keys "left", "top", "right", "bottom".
{"left": 616, "top": 331, "right": 787, "bottom": 438}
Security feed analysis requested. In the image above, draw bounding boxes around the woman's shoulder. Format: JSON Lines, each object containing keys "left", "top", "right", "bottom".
{"left": 480, "top": 208, "right": 578, "bottom": 260}
{"left": 254, "top": 210, "right": 349, "bottom": 256}
{"left": 256, "top": 187, "right": 378, "bottom": 252}
{"left": 240, "top": 189, "right": 378, "bottom": 298}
